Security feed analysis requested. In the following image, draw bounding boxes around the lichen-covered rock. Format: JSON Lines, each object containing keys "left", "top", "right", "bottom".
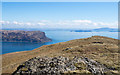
{"left": 13, "top": 56, "right": 110, "bottom": 75}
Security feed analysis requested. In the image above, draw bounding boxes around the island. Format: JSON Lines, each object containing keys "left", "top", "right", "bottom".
{"left": 72, "top": 27, "right": 119, "bottom": 32}
{"left": 0, "top": 30, "right": 52, "bottom": 43}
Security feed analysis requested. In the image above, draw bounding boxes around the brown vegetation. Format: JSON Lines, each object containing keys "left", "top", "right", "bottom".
{"left": 1, "top": 36, "right": 119, "bottom": 74}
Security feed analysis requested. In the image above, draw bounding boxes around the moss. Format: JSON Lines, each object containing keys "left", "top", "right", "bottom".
{"left": 22, "top": 64, "right": 25, "bottom": 65}
{"left": 104, "top": 71, "right": 120, "bottom": 75}
{"left": 74, "top": 62, "right": 86, "bottom": 70}
{"left": 21, "top": 67, "right": 28, "bottom": 71}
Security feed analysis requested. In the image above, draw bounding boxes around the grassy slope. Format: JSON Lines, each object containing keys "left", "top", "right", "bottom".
{"left": 2, "top": 36, "right": 119, "bottom": 74}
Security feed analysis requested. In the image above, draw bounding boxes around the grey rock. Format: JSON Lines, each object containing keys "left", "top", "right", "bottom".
{"left": 13, "top": 56, "right": 110, "bottom": 75}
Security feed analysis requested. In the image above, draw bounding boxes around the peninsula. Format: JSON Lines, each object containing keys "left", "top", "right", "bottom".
{"left": 1, "top": 30, "right": 52, "bottom": 43}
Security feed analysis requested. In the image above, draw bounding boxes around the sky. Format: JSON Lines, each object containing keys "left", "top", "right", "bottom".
{"left": 2, "top": 0, "right": 119, "bottom": 2}
{"left": 1, "top": 2, "right": 118, "bottom": 29}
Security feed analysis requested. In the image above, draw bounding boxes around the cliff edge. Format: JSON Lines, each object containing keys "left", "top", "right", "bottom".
{"left": 1, "top": 30, "right": 52, "bottom": 43}
{"left": 2, "top": 36, "right": 119, "bottom": 75}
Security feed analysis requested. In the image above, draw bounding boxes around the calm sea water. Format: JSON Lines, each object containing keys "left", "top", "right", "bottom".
{"left": 2, "top": 30, "right": 118, "bottom": 54}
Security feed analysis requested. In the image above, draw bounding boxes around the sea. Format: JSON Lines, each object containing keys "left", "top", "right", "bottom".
{"left": 1, "top": 30, "right": 118, "bottom": 54}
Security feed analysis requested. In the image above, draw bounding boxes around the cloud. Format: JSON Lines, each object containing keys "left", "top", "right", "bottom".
{"left": 25, "top": 22, "right": 32, "bottom": 26}
{"left": 1, "top": 20, "right": 118, "bottom": 29}
{"left": 37, "top": 22, "right": 46, "bottom": 26}
{"left": 72, "top": 20, "right": 92, "bottom": 23}
{"left": 13, "top": 21, "right": 19, "bottom": 24}
{"left": 0, "top": 21, "right": 10, "bottom": 24}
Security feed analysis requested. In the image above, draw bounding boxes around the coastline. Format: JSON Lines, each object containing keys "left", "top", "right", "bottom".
{"left": 2, "top": 36, "right": 119, "bottom": 74}
{"left": 2, "top": 35, "right": 118, "bottom": 55}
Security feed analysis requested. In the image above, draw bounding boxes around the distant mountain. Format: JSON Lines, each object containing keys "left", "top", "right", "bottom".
{"left": 73, "top": 28, "right": 118, "bottom": 32}
{"left": 1, "top": 30, "right": 52, "bottom": 43}
{"left": 92, "top": 28, "right": 118, "bottom": 32}
{"left": 73, "top": 30, "right": 92, "bottom": 32}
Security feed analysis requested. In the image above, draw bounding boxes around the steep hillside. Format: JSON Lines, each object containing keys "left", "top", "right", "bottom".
{"left": 1, "top": 36, "right": 119, "bottom": 74}
{"left": 1, "top": 30, "right": 52, "bottom": 43}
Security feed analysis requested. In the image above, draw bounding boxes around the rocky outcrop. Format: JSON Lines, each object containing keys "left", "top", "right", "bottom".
{"left": 13, "top": 56, "right": 110, "bottom": 75}
{"left": 2, "top": 36, "right": 119, "bottom": 74}
{"left": 81, "top": 57, "right": 109, "bottom": 75}
{"left": 1, "top": 30, "right": 52, "bottom": 43}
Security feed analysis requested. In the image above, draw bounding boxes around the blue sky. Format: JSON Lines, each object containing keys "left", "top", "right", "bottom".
{"left": 2, "top": 0, "right": 119, "bottom": 2}
{"left": 1, "top": 2, "right": 118, "bottom": 29}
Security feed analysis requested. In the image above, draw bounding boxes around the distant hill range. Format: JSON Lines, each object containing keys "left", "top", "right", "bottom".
{"left": 0, "top": 30, "right": 52, "bottom": 43}
{"left": 72, "top": 28, "right": 119, "bottom": 32}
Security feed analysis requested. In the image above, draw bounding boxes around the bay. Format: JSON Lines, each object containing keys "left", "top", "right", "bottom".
{"left": 2, "top": 30, "right": 118, "bottom": 54}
